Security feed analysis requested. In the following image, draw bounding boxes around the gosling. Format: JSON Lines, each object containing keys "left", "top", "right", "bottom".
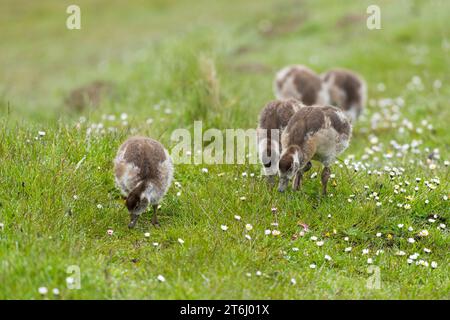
{"left": 278, "top": 105, "right": 352, "bottom": 194}
{"left": 321, "top": 68, "right": 367, "bottom": 122}
{"left": 257, "top": 99, "right": 303, "bottom": 183}
{"left": 114, "top": 136, "right": 173, "bottom": 228}
{"left": 273, "top": 65, "right": 329, "bottom": 105}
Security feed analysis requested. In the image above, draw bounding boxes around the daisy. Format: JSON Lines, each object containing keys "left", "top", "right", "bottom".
{"left": 245, "top": 234, "right": 252, "bottom": 240}
{"left": 431, "top": 261, "right": 438, "bottom": 269}
{"left": 245, "top": 224, "right": 253, "bottom": 231}
{"left": 264, "top": 229, "right": 271, "bottom": 235}
{"left": 144, "top": 232, "right": 150, "bottom": 238}
{"left": 221, "top": 225, "right": 228, "bottom": 231}
{"left": 290, "top": 278, "right": 297, "bottom": 285}
{"left": 234, "top": 215, "right": 241, "bottom": 221}
{"left": 309, "top": 264, "right": 317, "bottom": 269}
{"left": 316, "top": 241, "right": 324, "bottom": 247}
{"left": 38, "top": 287, "right": 48, "bottom": 295}
{"left": 418, "top": 230, "right": 429, "bottom": 237}
{"left": 107, "top": 229, "right": 114, "bottom": 236}
{"left": 272, "top": 230, "right": 281, "bottom": 236}
{"left": 344, "top": 247, "right": 352, "bottom": 252}
{"left": 52, "top": 288, "right": 60, "bottom": 296}
{"left": 324, "top": 255, "right": 332, "bottom": 261}
{"left": 407, "top": 238, "right": 415, "bottom": 243}
{"left": 157, "top": 275, "right": 166, "bottom": 282}
{"left": 178, "top": 238, "right": 185, "bottom": 244}
{"left": 367, "top": 258, "right": 373, "bottom": 264}
{"left": 362, "top": 249, "right": 369, "bottom": 255}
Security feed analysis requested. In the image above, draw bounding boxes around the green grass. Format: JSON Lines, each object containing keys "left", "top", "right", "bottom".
{"left": 0, "top": 0, "right": 449, "bottom": 299}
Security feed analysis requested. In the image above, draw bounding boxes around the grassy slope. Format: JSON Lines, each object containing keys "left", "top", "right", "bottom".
{"left": 0, "top": 0, "right": 449, "bottom": 299}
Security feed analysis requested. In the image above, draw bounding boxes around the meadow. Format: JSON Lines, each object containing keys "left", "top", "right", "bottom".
{"left": 0, "top": 0, "right": 449, "bottom": 299}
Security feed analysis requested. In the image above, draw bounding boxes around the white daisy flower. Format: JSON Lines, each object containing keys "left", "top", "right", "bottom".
{"left": 234, "top": 215, "right": 241, "bottom": 221}
{"left": 177, "top": 238, "right": 185, "bottom": 244}
{"left": 38, "top": 287, "right": 48, "bottom": 295}
{"left": 316, "top": 241, "right": 324, "bottom": 247}
{"left": 290, "top": 278, "right": 297, "bottom": 285}
{"left": 271, "top": 230, "right": 281, "bottom": 236}
{"left": 52, "top": 288, "right": 60, "bottom": 295}
{"left": 245, "top": 234, "right": 252, "bottom": 240}
{"left": 324, "top": 255, "right": 332, "bottom": 261}
{"left": 309, "top": 264, "right": 317, "bottom": 269}
{"left": 431, "top": 261, "right": 438, "bottom": 269}
{"left": 362, "top": 249, "right": 370, "bottom": 255}
{"left": 367, "top": 258, "right": 373, "bottom": 264}
{"left": 245, "top": 224, "right": 253, "bottom": 231}
{"left": 407, "top": 238, "right": 415, "bottom": 243}
{"left": 418, "top": 230, "right": 429, "bottom": 237}
{"left": 221, "top": 225, "right": 228, "bottom": 231}
{"left": 157, "top": 275, "right": 166, "bottom": 282}
{"left": 144, "top": 232, "right": 150, "bottom": 238}
{"left": 344, "top": 247, "right": 352, "bottom": 252}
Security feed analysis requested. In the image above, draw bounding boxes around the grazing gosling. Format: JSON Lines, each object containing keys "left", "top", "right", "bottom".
{"left": 274, "top": 65, "right": 329, "bottom": 105}
{"left": 321, "top": 68, "right": 367, "bottom": 122}
{"left": 257, "top": 99, "right": 303, "bottom": 183}
{"left": 114, "top": 137, "right": 173, "bottom": 228}
{"left": 278, "top": 105, "right": 351, "bottom": 194}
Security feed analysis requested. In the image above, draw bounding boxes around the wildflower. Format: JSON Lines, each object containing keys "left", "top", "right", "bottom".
{"left": 157, "top": 275, "right": 166, "bottom": 282}
{"left": 387, "top": 234, "right": 393, "bottom": 240}
{"left": 38, "top": 287, "right": 48, "bottom": 295}
{"left": 264, "top": 229, "right": 271, "bottom": 235}
{"left": 271, "top": 207, "right": 277, "bottom": 213}
{"left": 407, "top": 259, "right": 413, "bottom": 264}
{"left": 396, "top": 251, "right": 406, "bottom": 256}
{"left": 0, "top": 223, "right": 4, "bottom": 231}
{"left": 316, "top": 241, "right": 324, "bottom": 247}
{"left": 397, "top": 224, "right": 404, "bottom": 228}
{"left": 38, "top": 131, "right": 46, "bottom": 137}
{"left": 431, "top": 261, "right": 438, "bottom": 269}
{"left": 201, "top": 168, "right": 208, "bottom": 173}
{"left": 272, "top": 230, "right": 281, "bottom": 236}
{"left": 245, "top": 224, "right": 253, "bottom": 231}
{"left": 407, "top": 238, "right": 415, "bottom": 243}
{"left": 324, "top": 255, "right": 332, "bottom": 261}
{"left": 309, "top": 264, "right": 317, "bottom": 269}
{"left": 234, "top": 215, "right": 241, "bottom": 221}
{"left": 97, "top": 204, "right": 103, "bottom": 209}
{"left": 424, "top": 248, "right": 431, "bottom": 253}
{"left": 344, "top": 247, "right": 352, "bottom": 252}
{"left": 362, "top": 249, "right": 369, "bottom": 255}
{"left": 152, "top": 242, "right": 159, "bottom": 247}
{"left": 376, "top": 232, "right": 382, "bottom": 237}
{"left": 245, "top": 234, "right": 252, "bottom": 240}
{"left": 177, "top": 238, "right": 185, "bottom": 244}
{"left": 240, "top": 196, "right": 246, "bottom": 201}
{"left": 310, "top": 236, "right": 318, "bottom": 241}
{"left": 292, "top": 247, "right": 299, "bottom": 252}
{"left": 408, "top": 226, "right": 414, "bottom": 231}
{"left": 52, "top": 288, "right": 60, "bottom": 296}
{"left": 367, "top": 258, "right": 373, "bottom": 264}
{"left": 418, "top": 230, "right": 429, "bottom": 237}
{"left": 107, "top": 229, "right": 114, "bottom": 236}
{"left": 66, "top": 277, "right": 74, "bottom": 285}
{"left": 220, "top": 225, "right": 228, "bottom": 231}
{"left": 290, "top": 278, "right": 297, "bottom": 285}
{"left": 256, "top": 271, "right": 262, "bottom": 276}
{"left": 176, "top": 191, "right": 181, "bottom": 197}
{"left": 144, "top": 232, "right": 150, "bottom": 238}
{"left": 344, "top": 236, "right": 349, "bottom": 241}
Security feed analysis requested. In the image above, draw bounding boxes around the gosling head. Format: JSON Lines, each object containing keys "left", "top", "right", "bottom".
{"left": 278, "top": 145, "right": 303, "bottom": 192}
{"left": 125, "top": 188, "right": 149, "bottom": 228}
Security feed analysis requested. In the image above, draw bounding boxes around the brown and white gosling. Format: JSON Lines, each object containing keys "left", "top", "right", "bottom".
{"left": 257, "top": 99, "right": 303, "bottom": 183}
{"left": 114, "top": 136, "right": 173, "bottom": 228}
{"left": 273, "top": 65, "right": 329, "bottom": 105}
{"left": 321, "top": 68, "right": 367, "bottom": 122}
{"left": 278, "top": 105, "right": 352, "bottom": 194}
